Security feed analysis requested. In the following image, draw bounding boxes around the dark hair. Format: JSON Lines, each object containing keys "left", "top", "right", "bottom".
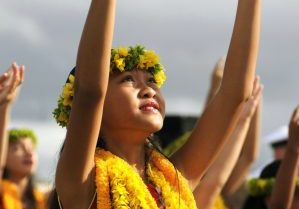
{"left": 3, "top": 169, "right": 37, "bottom": 209}
{"left": 271, "top": 140, "right": 288, "bottom": 149}
{"left": 242, "top": 160, "right": 281, "bottom": 209}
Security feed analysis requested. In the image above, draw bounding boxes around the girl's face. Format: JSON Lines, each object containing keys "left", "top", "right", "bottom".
{"left": 6, "top": 137, "right": 38, "bottom": 177}
{"left": 102, "top": 70, "right": 165, "bottom": 138}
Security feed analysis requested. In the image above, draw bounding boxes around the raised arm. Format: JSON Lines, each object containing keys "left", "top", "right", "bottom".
{"left": 222, "top": 97, "right": 261, "bottom": 196}
{"left": 0, "top": 63, "right": 24, "bottom": 183}
{"left": 171, "top": 0, "right": 261, "bottom": 183}
{"left": 193, "top": 78, "right": 262, "bottom": 209}
{"left": 55, "top": 0, "right": 116, "bottom": 208}
{"left": 269, "top": 106, "right": 299, "bottom": 209}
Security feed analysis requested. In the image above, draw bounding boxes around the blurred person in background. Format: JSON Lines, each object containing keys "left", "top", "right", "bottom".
{"left": 0, "top": 63, "right": 46, "bottom": 209}
{"left": 264, "top": 125, "right": 288, "bottom": 160}
{"left": 243, "top": 106, "right": 299, "bottom": 209}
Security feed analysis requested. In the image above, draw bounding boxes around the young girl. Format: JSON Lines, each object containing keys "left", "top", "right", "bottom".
{"left": 0, "top": 64, "right": 46, "bottom": 209}
{"left": 50, "top": 0, "right": 261, "bottom": 208}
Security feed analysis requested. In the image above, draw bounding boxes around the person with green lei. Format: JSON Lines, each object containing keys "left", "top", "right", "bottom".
{"left": 0, "top": 64, "right": 46, "bottom": 209}
{"left": 48, "top": 0, "right": 262, "bottom": 208}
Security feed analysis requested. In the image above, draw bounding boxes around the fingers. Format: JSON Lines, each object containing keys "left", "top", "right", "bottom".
{"left": 251, "top": 75, "right": 263, "bottom": 97}
{"left": 250, "top": 75, "right": 263, "bottom": 104}
{"left": 10, "top": 62, "right": 25, "bottom": 87}
{"left": 239, "top": 78, "right": 263, "bottom": 120}
{"left": 242, "top": 95, "right": 259, "bottom": 119}
{"left": 19, "top": 65, "right": 25, "bottom": 84}
{"left": 288, "top": 106, "right": 299, "bottom": 147}
{"left": 0, "top": 72, "right": 9, "bottom": 89}
{"left": 290, "top": 106, "right": 299, "bottom": 126}
{"left": 0, "top": 62, "right": 25, "bottom": 105}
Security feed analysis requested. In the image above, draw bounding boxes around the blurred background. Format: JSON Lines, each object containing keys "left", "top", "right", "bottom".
{"left": 1, "top": 0, "right": 298, "bottom": 183}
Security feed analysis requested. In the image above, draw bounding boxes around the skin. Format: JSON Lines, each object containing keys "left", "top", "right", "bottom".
{"left": 194, "top": 76, "right": 262, "bottom": 209}
{"left": 0, "top": 63, "right": 27, "bottom": 197}
{"left": 268, "top": 106, "right": 299, "bottom": 209}
{"left": 273, "top": 146, "right": 286, "bottom": 160}
{"left": 204, "top": 57, "right": 261, "bottom": 198}
{"left": 6, "top": 137, "right": 38, "bottom": 179}
{"left": 55, "top": 0, "right": 261, "bottom": 208}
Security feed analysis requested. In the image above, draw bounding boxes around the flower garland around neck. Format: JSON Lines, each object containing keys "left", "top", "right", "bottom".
{"left": 53, "top": 45, "right": 167, "bottom": 127}
{"left": 94, "top": 148, "right": 197, "bottom": 209}
{"left": 1, "top": 180, "right": 45, "bottom": 209}
{"left": 247, "top": 177, "right": 299, "bottom": 197}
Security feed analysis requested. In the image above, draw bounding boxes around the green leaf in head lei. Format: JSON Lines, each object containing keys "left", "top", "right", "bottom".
{"left": 247, "top": 177, "right": 299, "bottom": 197}
{"left": 9, "top": 128, "right": 38, "bottom": 146}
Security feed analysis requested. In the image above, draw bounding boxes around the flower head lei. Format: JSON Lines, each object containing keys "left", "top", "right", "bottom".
{"left": 247, "top": 177, "right": 299, "bottom": 197}
{"left": 53, "top": 45, "right": 167, "bottom": 127}
{"left": 8, "top": 128, "right": 38, "bottom": 146}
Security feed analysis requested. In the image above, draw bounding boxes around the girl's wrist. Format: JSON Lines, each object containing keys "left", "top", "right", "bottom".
{"left": 0, "top": 103, "right": 12, "bottom": 112}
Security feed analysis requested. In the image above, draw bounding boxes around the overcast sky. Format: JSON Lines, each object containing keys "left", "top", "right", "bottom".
{"left": 2, "top": 0, "right": 299, "bottom": 181}
{"left": 1, "top": 0, "right": 299, "bottom": 134}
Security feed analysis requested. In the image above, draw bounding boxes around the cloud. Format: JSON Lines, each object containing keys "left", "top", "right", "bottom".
{"left": 1, "top": 0, "right": 298, "bottom": 125}
{"left": 0, "top": 5, "right": 49, "bottom": 46}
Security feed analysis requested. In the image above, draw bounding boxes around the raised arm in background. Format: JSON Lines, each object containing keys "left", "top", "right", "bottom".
{"left": 222, "top": 99, "right": 261, "bottom": 197}
{"left": 204, "top": 57, "right": 261, "bottom": 198}
{"left": 55, "top": 0, "right": 116, "bottom": 208}
{"left": 194, "top": 76, "right": 262, "bottom": 209}
{"left": 268, "top": 106, "right": 299, "bottom": 209}
{"left": 171, "top": 0, "right": 262, "bottom": 186}
{"left": 0, "top": 63, "right": 24, "bottom": 183}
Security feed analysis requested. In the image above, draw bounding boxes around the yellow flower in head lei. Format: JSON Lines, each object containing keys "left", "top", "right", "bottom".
{"left": 110, "top": 45, "right": 166, "bottom": 86}
{"left": 53, "top": 45, "right": 167, "bottom": 127}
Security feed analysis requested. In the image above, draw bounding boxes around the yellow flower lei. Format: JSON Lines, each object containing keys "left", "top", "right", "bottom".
{"left": 213, "top": 196, "right": 229, "bottom": 209}
{"left": 53, "top": 45, "right": 166, "bottom": 127}
{"left": 2, "top": 180, "right": 46, "bottom": 209}
{"left": 94, "top": 148, "right": 198, "bottom": 209}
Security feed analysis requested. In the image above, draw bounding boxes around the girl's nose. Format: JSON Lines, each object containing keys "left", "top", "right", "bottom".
{"left": 138, "top": 85, "right": 156, "bottom": 99}
{"left": 23, "top": 145, "right": 34, "bottom": 156}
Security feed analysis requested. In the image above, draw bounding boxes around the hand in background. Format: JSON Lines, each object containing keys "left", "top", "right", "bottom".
{"left": 0, "top": 63, "right": 24, "bottom": 106}
{"left": 288, "top": 106, "right": 299, "bottom": 149}
{"left": 238, "top": 76, "right": 263, "bottom": 122}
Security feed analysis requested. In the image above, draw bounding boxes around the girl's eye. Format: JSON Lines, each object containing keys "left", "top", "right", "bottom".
{"left": 122, "top": 75, "right": 134, "bottom": 82}
{"left": 11, "top": 144, "right": 21, "bottom": 152}
{"left": 148, "top": 77, "right": 157, "bottom": 84}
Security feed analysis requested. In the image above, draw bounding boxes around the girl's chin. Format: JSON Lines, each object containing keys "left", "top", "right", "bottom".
{"left": 19, "top": 168, "right": 36, "bottom": 176}
{"left": 147, "top": 123, "right": 163, "bottom": 133}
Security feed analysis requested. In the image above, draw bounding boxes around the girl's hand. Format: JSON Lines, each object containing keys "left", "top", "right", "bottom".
{"left": 238, "top": 76, "right": 263, "bottom": 122}
{"left": 288, "top": 106, "right": 299, "bottom": 149}
{"left": 0, "top": 63, "right": 24, "bottom": 106}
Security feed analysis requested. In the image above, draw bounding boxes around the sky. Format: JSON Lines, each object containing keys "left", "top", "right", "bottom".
{"left": 1, "top": 0, "right": 299, "bottom": 180}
